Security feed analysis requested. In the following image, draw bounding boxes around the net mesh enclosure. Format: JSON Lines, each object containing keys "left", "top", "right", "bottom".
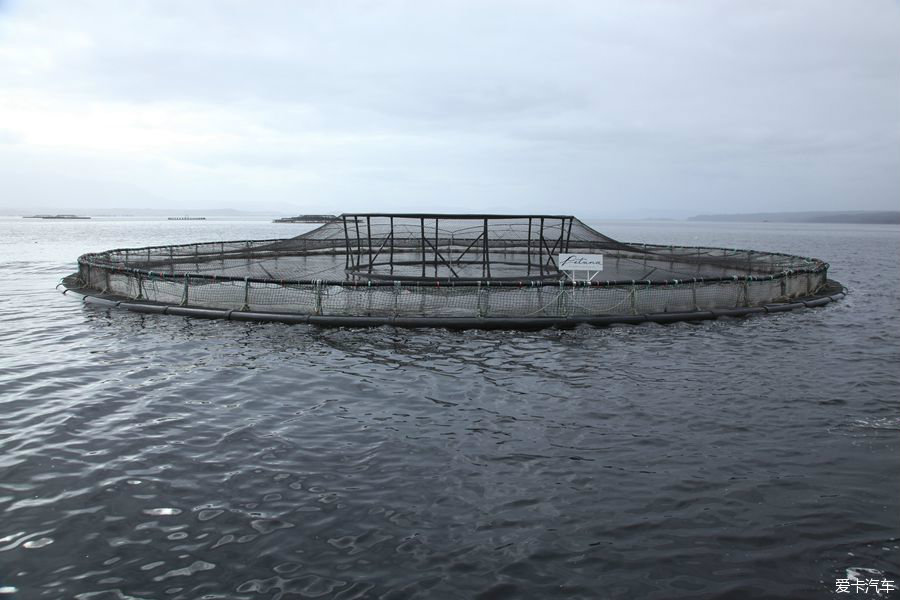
{"left": 62, "top": 213, "right": 844, "bottom": 328}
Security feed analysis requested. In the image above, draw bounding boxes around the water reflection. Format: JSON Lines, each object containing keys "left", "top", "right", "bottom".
{"left": 1, "top": 221, "right": 898, "bottom": 599}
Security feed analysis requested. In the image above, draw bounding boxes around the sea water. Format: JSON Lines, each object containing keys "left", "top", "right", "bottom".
{"left": 0, "top": 217, "right": 897, "bottom": 599}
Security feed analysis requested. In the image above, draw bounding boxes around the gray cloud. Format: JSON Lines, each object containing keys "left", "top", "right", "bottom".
{"left": 0, "top": 0, "right": 897, "bottom": 216}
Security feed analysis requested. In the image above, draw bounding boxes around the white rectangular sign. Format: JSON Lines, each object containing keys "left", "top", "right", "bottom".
{"left": 557, "top": 253, "right": 604, "bottom": 271}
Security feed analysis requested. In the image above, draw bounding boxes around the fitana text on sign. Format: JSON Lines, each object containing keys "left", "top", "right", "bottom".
{"left": 557, "top": 254, "right": 604, "bottom": 271}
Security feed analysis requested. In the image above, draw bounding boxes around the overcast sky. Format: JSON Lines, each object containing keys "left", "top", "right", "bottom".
{"left": 0, "top": 0, "right": 897, "bottom": 217}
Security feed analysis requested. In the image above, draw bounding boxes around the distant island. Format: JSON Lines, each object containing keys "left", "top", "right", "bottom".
{"left": 688, "top": 211, "right": 900, "bottom": 225}
{"left": 23, "top": 214, "right": 91, "bottom": 220}
{"left": 273, "top": 214, "right": 338, "bottom": 223}
{"left": 3, "top": 208, "right": 285, "bottom": 217}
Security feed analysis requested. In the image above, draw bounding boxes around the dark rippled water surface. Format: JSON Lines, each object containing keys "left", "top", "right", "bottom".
{"left": 1, "top": 218, "right": 898, "bottom": 599}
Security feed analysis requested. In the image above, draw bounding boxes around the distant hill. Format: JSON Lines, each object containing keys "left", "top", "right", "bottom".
{"left": 0, "top": 207, "right": 292, "bottom": 217}
{"left": 688, "top": 211, "right": 900, "bottom": 225}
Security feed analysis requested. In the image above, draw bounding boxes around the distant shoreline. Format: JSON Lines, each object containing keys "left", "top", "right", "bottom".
{"left": 4, "top": 209, "right": 898, "bottom": 224}
{"left": 688, "top": 211, "right": 900, "bottom": 225}
{"left": 23, "top": 214, "right": 91, "bottom": 220}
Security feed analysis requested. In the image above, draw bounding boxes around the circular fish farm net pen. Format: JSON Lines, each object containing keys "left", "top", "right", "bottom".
{"left": 62, "top": 214, "right": 845, "bottom": 329}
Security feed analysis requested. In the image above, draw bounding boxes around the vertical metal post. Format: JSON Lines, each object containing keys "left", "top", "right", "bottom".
{"left": 527, "top": 217, "right": 533, "bottom": 275}
{"left": 420, "top": 217, "right": 426, "bottom": 278}
{"left": 342, "top": 215, "right": 352, "bottom": 269}
{"left": 366, "top": 216, "right": 373, "bottom": 272}
{"left": 389, "top": 216, "right": 394, "bottom": 274}
{"left": 434, "top": 218, "right": 439, "bottom": 278}
{"left": 538, "top": 217, "right": 545, "bottom": 275}
{"left": 557, "top": 217, "right": 565, "bottom": 263}
{"left": 564, "top": 217, "right": 573, "bottom": 252}
{"left": 476, "top": 281, "right": 483, "bottom": 316}
{"left": 315, "top": 280, "right": 323, "bottom": 315}
{"left": 354, "top": 217, "right": 362, "bottom": 269}
{"left": 483, "top": 218, "right": 490, "bottom": 279}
